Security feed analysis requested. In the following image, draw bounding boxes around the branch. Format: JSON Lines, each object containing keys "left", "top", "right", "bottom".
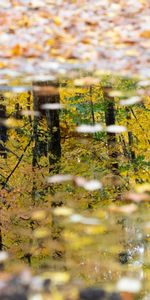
{"left": 0, "top": 143, "right": 19, "bottom": 158}
{"left": 2, "top": 138, "right": 32, "bottom": 188}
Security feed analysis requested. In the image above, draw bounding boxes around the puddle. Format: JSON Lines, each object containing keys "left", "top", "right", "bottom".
{"left": 0, "top": 76, "right": 150, "bottom": 299}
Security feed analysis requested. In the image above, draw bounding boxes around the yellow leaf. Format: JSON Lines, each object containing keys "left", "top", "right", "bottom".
{"left": 0, "top": 61, "right": 6, "bottom": 68}
{"left": 53, "top": 17, "right": 61, "bottom": 26}
{"left": 140, "top": 31, "right": 150, "bottom": 39}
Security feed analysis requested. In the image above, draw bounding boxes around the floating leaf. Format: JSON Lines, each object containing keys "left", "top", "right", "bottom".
{"left": 125, "top": 192, "right": 150, "bottom": 203}
{"left": 109, "top": 204, "right": 138, "bottom": 214}
{"left": 53, "top": 207, "right": 73, "bottom": 216}
{"left": 41, "top": 103, "right": 63, "bottom": 110}
{"left": 76, "top": 124, "right": 103, "bottom": 133}
{"left": 69, "top": 214, "right": 100, "bottom": 225}
{"left": 106, "top": 125, "right": 127, "bottom": 133}
{"left": 47, "top": 175, "right": 102, "bottom": 191}
{"left": 116, "top": 277, "right": 142, "bottom": 293}
{"left": 83, "top": 179, "right": 102, "bottom": 191}
{"left": 0, "top": 251, "right": 9, "bottom": 262}
{"left": 120, "top": 96, "right": 141, "bottom": 106}
{"left": 47, "top": 174, "right": 73, "bottom": 183}
{"left": 73, "top": 176, "right": 87, "bottom": 187}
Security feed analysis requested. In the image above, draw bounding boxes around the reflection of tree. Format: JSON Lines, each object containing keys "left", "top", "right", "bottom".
{"left": 32, "top": 81, "right": 61, "bottom": 171}
{"left": 89, "top": 86, "right": 95, "bottom": 125}
{"left": 0, "top": 226, "right": 2, "bottom": 251}
{"left": 126, "top": 108, "right": 136, "bottom": 162}
{"left": 104, "top": 90, "right": 119, "bottom": 175}
{"left": 32, "top": 81, "right": 62, "bottom": 203}
{"left": 32, "top": 82, "right": 63, "bottom": 266}
{"left": 0, "top": 94, "right": 7, "bottom": 158}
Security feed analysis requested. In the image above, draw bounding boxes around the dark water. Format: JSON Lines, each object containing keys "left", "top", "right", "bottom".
{"left": 0, "top": 77, "right": 150, "bottom": 299}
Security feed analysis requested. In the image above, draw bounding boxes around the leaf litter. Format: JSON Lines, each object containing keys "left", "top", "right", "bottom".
{"left": 0, "top": 0, "right": 150, "bottom": 81}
